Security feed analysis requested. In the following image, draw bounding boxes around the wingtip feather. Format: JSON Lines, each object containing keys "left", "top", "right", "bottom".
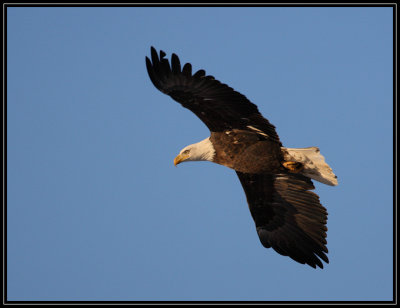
{"left": 171, "top": 53, "right": 181, "bottom": 74}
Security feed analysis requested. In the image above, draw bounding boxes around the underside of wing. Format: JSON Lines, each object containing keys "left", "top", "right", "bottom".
{"left": 236, "top": 171, "right": 329, "bottom": 269}
{"left": 146, "top": 47, "right": 281, "bottom": 145}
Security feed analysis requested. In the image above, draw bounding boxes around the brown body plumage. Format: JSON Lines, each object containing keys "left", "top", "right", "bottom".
{"left": 210, "top": 130, "right": 283, "bottom": 174}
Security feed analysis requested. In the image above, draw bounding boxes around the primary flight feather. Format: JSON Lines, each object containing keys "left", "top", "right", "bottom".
{"left": 146, "top": 47, "right": 338, "bottom": 269}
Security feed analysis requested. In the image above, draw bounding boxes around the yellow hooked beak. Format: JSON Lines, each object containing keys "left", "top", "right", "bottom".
{"left": 173, "top": 153, "right": 190, "bottom": 166}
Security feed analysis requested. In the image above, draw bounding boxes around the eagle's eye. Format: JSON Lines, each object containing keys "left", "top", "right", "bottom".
{"left": 182, "top": 149, "right": 190, "bottom": 155}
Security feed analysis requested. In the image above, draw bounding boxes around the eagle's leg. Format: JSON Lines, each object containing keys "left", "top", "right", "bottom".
{"left": 282, "top": 161, "right": 304, "bottom": 173}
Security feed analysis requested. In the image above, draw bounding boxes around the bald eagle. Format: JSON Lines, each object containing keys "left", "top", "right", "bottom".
{"left": 146, "top": 47, "right": 338, "bottom": 269}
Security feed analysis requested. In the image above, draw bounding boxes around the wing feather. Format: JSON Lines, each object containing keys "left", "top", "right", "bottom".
{"left": 193, "top": 69, "right": 206, "bottom": 78}
{"left": 236, "top": 171, "right": 329, "bottom": 268}
{"left": 146, "top": 47, "right": 281, "bottom": 144}
{"left": 182, "top": 63, "right": 192, "bottom": 76}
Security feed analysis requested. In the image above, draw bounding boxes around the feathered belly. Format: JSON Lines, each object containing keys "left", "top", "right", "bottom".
{"left": 211, "top": 131, "right": 283, "bottom": 174}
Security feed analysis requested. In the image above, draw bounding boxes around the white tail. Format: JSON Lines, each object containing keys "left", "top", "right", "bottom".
{"left": 282, "top": 147, "right": 338, "bottom": 186}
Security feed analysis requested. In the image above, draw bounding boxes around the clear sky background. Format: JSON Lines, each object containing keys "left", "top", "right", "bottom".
{"left": 7, "top": 6, "right": 393, "bottom": 301}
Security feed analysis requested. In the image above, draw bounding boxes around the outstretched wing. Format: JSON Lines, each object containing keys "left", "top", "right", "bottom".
{"left": 236, "top": 171, "right": 329, "bottom": 269}
{"left": 146, "top": 47, "right": 281, "bottom": 145}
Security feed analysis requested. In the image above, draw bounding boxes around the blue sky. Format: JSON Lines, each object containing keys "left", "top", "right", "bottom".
{"left": 7, "top": 6, "right": 393, "bottom": 301}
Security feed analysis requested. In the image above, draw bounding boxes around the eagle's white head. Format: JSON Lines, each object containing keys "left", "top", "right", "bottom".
{"left": 174, "top": 137, "right": 216, "bottom": 166}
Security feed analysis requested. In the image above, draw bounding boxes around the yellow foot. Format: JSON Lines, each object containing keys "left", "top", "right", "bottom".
{"left": 282, "top": 161, "right": 304, "bottom": 173}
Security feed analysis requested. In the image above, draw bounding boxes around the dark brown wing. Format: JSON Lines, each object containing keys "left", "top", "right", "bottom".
{"left": 236, "top": 171, "right": 329, "bottom": 269}
{"left": 146, "top": 47, "right": 281, "bottom": 145}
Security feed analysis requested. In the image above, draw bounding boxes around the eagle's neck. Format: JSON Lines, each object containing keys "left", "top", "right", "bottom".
{"left": 188, "top": 137, "right": 216, "bottom": 162}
